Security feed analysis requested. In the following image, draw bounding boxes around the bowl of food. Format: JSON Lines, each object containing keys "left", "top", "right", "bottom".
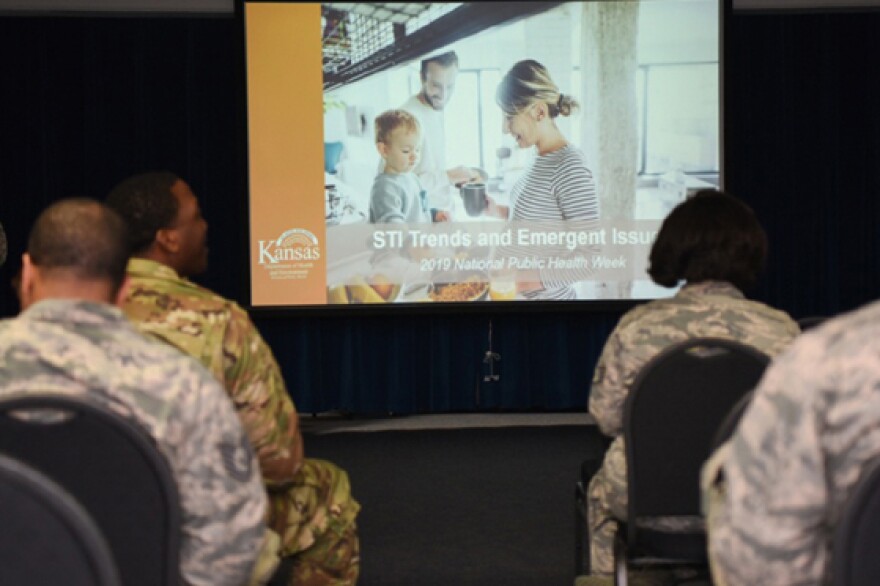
{"left": 428, "top": 271, "right": 489, "bottom": 302}
{"left": 366, "top": 273, "right": 399, "bottom": 302}
{"left": 398, "top": 281, "right": 432, "bottom": 303}
{"left": 326, "top": 274, "right": 400, "bottom": 304}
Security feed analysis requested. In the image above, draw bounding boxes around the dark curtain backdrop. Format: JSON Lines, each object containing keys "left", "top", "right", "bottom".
{"left": 723, "top": 9, "right": 880, "bottom": 317}
{"left": 1, "top": 8, "right": 878, "bottom": 413}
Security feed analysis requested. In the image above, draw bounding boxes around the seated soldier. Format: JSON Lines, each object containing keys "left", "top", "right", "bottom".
{"left": 0, "top": 198, "right": 273, "bottom": 586}
{"left": 582, "top": 190, "right": 800, "bottom": 584}
{"left": 106, "top": 173, "right": 360, "bottom": 586}
{"left": 703, "top": 300, "right": 880, "bottom": 585}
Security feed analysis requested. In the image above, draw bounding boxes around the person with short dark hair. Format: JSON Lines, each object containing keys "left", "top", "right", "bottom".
{"left": 106, "top": 173, "right": 360, "bottom": 586}
{"left": 419, "top": 50, "right": 459, "bottom": 80}
{"left": 396, "top": 50, "right": 478, "bottom": 219}
{"left": 106, "top": 171, "right": 209, "bottom": 278}
{"left": 647, "top": 189, "right": 768, "bottom": 292}
{"left": 25, "top": 198, "right": 131, "bottom": 290}
{"left": 582, "top": 189, "right": 800, "bottom": 583}
{"left": 0, "top": 198, "right": 272, "bottom": 586}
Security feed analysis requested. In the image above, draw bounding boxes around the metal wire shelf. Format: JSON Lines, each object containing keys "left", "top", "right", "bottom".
{"left": 320, "top": 2, "right": 562, "bottom": 91}
{"left": 322, "top": 3, "right": 460, "bottom": 79}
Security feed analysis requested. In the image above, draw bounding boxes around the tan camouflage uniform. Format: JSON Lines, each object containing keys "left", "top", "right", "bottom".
{"left": 122, "top": 258, "right": 360, "bottom": 586}
{"left": 587, "top": 281, "right": 799, "bottom": 575}
{"left": 0, "top": 299, "right": 270, "bottom": 586}
{"left": 703, "top": 298, "right": 880, "bottom": 586}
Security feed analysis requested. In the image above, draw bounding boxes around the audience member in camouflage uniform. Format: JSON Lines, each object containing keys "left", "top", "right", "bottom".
{"left": 106, "top": 172, "right": 360, "bottom": 586}
{"left": 584, "top": 190, "right": 800, "bottom": 581}
{"left": 0, "top": 199, "right": 273, "bottom": 586}
{"left": 703, "top": 300, "right": 880, "bottom": 585}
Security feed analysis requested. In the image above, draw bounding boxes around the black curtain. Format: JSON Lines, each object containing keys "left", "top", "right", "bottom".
{"left": 1, "top": 9, "right": 878, "bottom": 413}
{"left": 724, "top": 9, "right": 880, "bottom": 316}
{"left": 0, "top": 16, "right": 247, "bottom": 302}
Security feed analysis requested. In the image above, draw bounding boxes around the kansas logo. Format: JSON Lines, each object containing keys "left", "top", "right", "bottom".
{"left": 258, "top": 228, "right": 322, "bottom": 264}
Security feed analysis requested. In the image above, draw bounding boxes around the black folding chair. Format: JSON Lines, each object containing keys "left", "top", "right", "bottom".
{"left": 833, "top": 457, "right": 880, "bottom": 586}
{"left": 614, "top": 338, "right": 770, "bottom": 585}
{"left": 709, "top": 390, "right": 754, "bottom": 452}
{"left": 576, "top": 339, "right": 769, "bottom": 580}
{"left": 0, "top": 392, "right": 182, "bottom": 586}
{"left": 0, "top": 452, "right": 121, "bottom": 586}
{"left": 796, "top": 316, "right": 827, "bottom": 332}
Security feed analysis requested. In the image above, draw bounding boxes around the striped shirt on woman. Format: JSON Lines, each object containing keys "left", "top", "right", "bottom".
{"left": 507, "top": 144, "right": 600, "bottom": 300}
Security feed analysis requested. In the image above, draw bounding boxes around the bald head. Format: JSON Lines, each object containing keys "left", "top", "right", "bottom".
{"left": 25, "top": 198, "right": 131, "bottom": 298}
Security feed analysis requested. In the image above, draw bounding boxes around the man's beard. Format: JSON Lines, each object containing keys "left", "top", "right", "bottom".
{"left": 421, "top": 91, "right": 444, "bottom": 111}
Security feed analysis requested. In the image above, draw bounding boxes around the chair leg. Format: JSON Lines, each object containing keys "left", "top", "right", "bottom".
{"left": 614, "top": 530, "right": 628, "bottom": 586}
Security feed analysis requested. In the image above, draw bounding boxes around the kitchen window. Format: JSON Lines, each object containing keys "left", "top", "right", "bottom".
{"left": 440, "top": 61, "right": 719, "bottom": 179}
{"left": 638, "top": 62, "right": 719, "bottom": 175}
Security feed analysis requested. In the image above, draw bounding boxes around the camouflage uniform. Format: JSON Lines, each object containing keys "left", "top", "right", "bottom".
{"left": 703, "top": 299, "right": 880, "bottom": 586}
{"left": 122, "top": 259, "right": 360, "bottom": 586}
{"left": 0, "top": 299, "right": 270, "bottom": 586}
{"left": 587, "top": 281, "right": 799, "bottom": 575}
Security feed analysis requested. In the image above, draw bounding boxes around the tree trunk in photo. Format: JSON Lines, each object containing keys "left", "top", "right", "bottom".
{"left": 581, "top": 2, "right": 639, "bottom": 300}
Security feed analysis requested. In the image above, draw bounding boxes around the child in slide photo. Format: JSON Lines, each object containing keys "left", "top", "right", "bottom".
{"left": 369, "top": 109, "right": 449, "bottom": 224}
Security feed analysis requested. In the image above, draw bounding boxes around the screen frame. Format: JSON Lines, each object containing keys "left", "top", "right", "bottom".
{"left": 236, "top": 0, "right": 725, "bottom": 317}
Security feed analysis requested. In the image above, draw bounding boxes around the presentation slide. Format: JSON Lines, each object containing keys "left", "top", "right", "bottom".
{"left": 244, "top": 0, "right": 720, "bottom": 307}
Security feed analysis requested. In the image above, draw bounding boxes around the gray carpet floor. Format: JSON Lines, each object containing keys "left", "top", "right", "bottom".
{"left": 301, "top": 416, "right": 598, "bottom": 586}
{"left": 301, "top": 411, "right": 595, "bottom": 434}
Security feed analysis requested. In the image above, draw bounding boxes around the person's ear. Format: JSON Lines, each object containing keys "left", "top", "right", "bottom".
{"left": 113, "top": 275, "right": 132, "bottom": 308}
{"left": 377, "top": 141, "right": 389, "bottom": 158}
{"left": 155, "top": 227, "right": 180, "bottom": 254}
{"left": 19, "top": 253, "right": 37, "bottom": 309}
{"left": 534, "top": 103, "right": 547, "bottom": 122}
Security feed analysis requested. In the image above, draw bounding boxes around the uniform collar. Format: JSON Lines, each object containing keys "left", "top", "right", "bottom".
{"left": 677, "top": 280, "right": 745, "bottom": 300}
{"left": 22, "top": 298, "right": 126, "bottom": 325}
{"left": 127, "top": 257, "right": 184, "bottom": 282}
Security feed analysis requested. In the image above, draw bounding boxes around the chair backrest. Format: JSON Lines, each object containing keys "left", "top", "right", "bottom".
{"left": 797, "top": 316, "right": 827, "bottom": 332}
{"left": 0, "top": 392, "right": 181, "bottom": 586}
{"left": 624, "top": 338, "right": 770, "bottom": 527}
{"left": 833, "top": 457, "right": 880, "bottom": 586}
{"left": 0, "top": 453, "right": 121, "bottom": 586}
{"left": 710, "top": 390, "right": 755, "bottom": 452}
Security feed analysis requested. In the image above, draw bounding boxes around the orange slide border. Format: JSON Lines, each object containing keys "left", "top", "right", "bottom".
{"left": 246, "top": 3, "right": 326, "bottom": 307}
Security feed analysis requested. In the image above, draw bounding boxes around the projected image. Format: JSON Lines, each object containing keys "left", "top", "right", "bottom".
{"left": 244, "top": 1, "right": 720, "bottom": 307}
